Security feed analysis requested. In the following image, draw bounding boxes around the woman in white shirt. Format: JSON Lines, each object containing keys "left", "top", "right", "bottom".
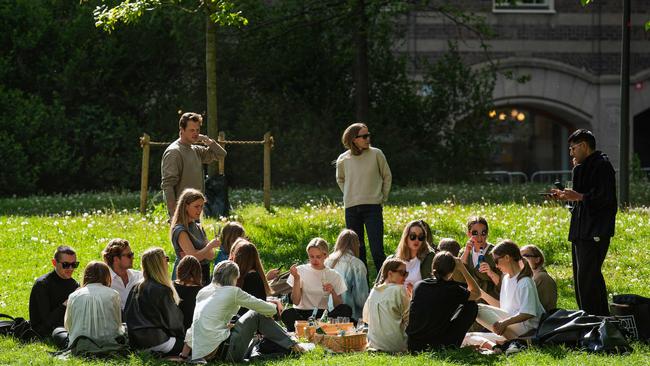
{"left": 281, "top": 238, "right": 352, "bottom": 331}
{"left": 382, "top": 220, "right": 435, "bottom": 290}
{"left": 463, "top": 240, "right": 545, "bottom": 351}
{"left": 62, "top": 261, "right": 125, "bottom": 347}
{"left": 181, "top": 260, "right": 303, "bottom": 362}
{"left": 325, "top": 229, "right": 369, "bottom": 321}
{"left": 363, "top": 258, "right": 410, "bottom": 353}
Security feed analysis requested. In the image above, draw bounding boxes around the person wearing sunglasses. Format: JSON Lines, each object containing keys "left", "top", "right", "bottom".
{"left": 336, "top": 122, "right": 392, "bottom": 277}
{"left": 407, "top": 251, "right": 481, "bottom": 352}
{"left": 463, "top": 240, "right": 545, "bottom": 352}
{"left": 124, "top": 247, "right": 185, "bottom": 357}
{"left": 459, "top": 216, "right": 501, "bottom": 301}
{"left": 551, "top": 129, "right": 617, "bottom": 316}
{"left": 363, "top": 258, "right": 410, "bottom": 353}
{"left": 102, "top": 238, "right": 143, "bottom": 311}
{"left": 520, "top": 245, "right": 557, "bottom": 313}
{"left": 29, "top": 245, "right": 80, "bottom": 344}
{"left": 380, "top": 220, "right": 436, "bottom": 292}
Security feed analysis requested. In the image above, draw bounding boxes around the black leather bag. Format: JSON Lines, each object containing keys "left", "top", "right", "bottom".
{"left": 611, "top": 294, "right": 650, "bottom": 341}
{"left": 534, "top": 309, "right": 632, "bottom": 354}
{"left": 0, "top": 313, "right": 39, "bottom": 341}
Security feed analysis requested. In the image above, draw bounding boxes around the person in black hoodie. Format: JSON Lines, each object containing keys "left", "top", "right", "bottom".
{"left": 124, "top": 247, "right": 185, "bottom": 357}
{"left": 29, "top": 246, "right": 79, "bottom": 345}
{"left": 552, "top": 129, "right": 617, "bottom": 316}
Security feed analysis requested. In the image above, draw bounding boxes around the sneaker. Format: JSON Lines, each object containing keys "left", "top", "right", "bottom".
{"left": 187, "top": 357, "right": 207, "bottom": 364}
{"left": 505, "top": 341, "right": 526, "bottom": 356}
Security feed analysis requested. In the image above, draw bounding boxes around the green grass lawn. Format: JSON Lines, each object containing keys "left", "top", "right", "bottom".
{"left": 1, "top": 184, "right": 649, "bottom": 365}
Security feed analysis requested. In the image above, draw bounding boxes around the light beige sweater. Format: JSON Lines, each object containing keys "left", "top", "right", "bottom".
{"left": 336, "top": 147, "right": 392, "bottom": 208}
{"left": 160, "top": 139, "right": 226, "bottom": 210}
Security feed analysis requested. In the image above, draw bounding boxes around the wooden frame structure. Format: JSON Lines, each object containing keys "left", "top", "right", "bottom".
{"left": 139, "top": 132, "right": 274, "bottom": 214}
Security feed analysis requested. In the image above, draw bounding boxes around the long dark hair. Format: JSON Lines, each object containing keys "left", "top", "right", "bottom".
{"left": 231, "top": 239, "right": 271, "bottom": 296}
{"left": 492, "top": 240, "right": 533, "bottom": 281}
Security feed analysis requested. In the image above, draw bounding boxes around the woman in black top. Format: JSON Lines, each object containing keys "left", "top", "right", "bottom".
{"left": 230, "top": 239, "right": 275, "bottom": 316}
{"left": 124, "top": 247, "right": 185, "bottom": 357}
{"left": 406, "top": 251, "right": 481, "bottom": 352}
{"left": 173, "top": 255, "right": 203, "bottom": 330}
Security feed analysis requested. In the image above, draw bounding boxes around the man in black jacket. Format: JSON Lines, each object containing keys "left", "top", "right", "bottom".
{"left": 29, "top": 246, "right": 80, "bottom": 343}
{"left": 553, "top": 129, "right": 617, "bottom": 316}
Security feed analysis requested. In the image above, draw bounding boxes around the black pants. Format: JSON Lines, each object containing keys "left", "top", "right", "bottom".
{"left": 281, "top": 305, "right": 353, "bottom": 331}
{"left": 572, "top": 238, "right": 610, "bottom": 316}
{"left": 345, "top": 204, "right": 386, "bottom": 275}
{"left": 408, "top": 301, "right": 478, "bottom": 352}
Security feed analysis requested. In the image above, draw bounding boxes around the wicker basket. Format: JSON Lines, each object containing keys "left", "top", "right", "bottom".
{"left": 312, "top": 332, "right": 367, "bottom": 353}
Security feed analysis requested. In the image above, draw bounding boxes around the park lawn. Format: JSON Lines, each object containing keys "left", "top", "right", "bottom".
{"left": 0, "top": 184, "right": 649, "bottom": 365}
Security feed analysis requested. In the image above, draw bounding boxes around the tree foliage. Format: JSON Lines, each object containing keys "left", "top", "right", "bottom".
{"left": 0, "top": 0, "right": 497, "bottom": 195}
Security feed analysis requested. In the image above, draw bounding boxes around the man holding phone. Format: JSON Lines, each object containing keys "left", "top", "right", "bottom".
{"left": 552, "top": 129, "right": 617, "bottom": 316}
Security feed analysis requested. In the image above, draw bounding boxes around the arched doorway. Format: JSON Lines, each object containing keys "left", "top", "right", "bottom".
{"left": 488, "top": 106, "right": 577, "bottom": 174}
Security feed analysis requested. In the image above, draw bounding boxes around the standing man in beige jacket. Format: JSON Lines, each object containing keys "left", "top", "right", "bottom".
{"left": 336, "top": 123, "right": 392, "bottom": 277}
{"left": 161, "top": 112, "right": 226, "bottom": 217}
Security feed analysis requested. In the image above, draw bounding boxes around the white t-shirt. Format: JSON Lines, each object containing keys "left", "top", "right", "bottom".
{"left": 500, "top": 273, "right": 546, "bottom": 330}
{"left": 471, "top": 246, "right": 487, "bottom": 269}
{"left": 287, "top": 265, "right": 347, "bottom": 310}
{"left": 404, "top": 257, "right": 422, "bottom": 287}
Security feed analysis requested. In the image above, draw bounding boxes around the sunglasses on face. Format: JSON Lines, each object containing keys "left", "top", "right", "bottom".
{"left": 493, "top": 255, "right": 503, "bottom": 264}
{"left": 392, "top": 269, "right": 409, "bottom": 277}
{"left": 59, "top": 261, "right": 80, "bottom": 269}
{"left": 522, "top": 254, "right": 539, "bottom": 258}
{"left": 408, "top": 233, "right": 426, "bottom": 242}
{"left": 356, "top": 133, "right": 371, "bottom": 139}
{"left": 471, "top": 230, "right": 488, "bottom": 237}
{"left": 120, "top": 252, "right": 134, "bottom": 259}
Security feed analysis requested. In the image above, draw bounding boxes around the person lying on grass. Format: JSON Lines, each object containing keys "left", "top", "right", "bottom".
{"left": 463, "top": 240, "right": 545, "bottom": 352}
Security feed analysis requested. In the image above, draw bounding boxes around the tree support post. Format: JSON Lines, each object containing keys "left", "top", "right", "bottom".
{"left": 139, "top": 133, "right": 151, "bottom": 214}
{"left": 263, "top": 132, "right": 273, "bottom": 211}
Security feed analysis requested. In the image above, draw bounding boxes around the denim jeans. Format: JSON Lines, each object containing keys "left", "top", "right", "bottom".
{"left": 344, "top": 204, "right": 385, "bottom": 275}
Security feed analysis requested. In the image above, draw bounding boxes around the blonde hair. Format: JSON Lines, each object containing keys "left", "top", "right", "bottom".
{"left": 327, "top": 229, "right": 360, "bottom": 269}
{"left": 395, "top": 220, "right": 432, "bottom": 261}
{"left": 140, "top": 247, "right": 180, "bottom": 304}
{"left": 306, "top": 237, "right": 329, "bottom": 256}
{"left": 170, "top": 188, "right": 206, "bottom": 242}
{"left": 341, "top": 123, "right": 368, "bottom": 156}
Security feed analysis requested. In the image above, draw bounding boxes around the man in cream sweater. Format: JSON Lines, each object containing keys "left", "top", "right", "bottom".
{"left": 336, "top": 123, "right": 392, "bottom": 277}
{"left": 161, "top": 112, "right": 226, "bottom": 217}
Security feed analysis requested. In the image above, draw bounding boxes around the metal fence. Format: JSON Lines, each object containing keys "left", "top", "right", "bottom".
{"left": 483, "top": 168, "right": 650, "bottom": 184}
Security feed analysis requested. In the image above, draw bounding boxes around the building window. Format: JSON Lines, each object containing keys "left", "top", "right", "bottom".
{"left": 493, "top": 0, "right": 555, "bottom": 13}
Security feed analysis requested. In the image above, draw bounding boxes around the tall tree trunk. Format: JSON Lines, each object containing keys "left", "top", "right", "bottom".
{"left": 353, "top": 0, "right": 369, "bottom": 123}
{"left": 206, "top": 16, "right": 218, "bottom": 177}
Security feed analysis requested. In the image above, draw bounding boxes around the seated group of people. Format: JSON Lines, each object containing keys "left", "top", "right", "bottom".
{"left": 27, "top": 187, "right": 558, "bottom": 361}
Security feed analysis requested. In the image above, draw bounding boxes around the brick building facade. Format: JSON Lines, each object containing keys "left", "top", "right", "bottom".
{"left": 401, "top": 0, "right": 650, "bottom": 176}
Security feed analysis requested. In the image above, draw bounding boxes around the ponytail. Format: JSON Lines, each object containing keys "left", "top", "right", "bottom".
{"left": 517, "top": 257, "right": 533, "bottom": 281}
{"left": 493, "top": 239, "right": 532, "bottom": 282}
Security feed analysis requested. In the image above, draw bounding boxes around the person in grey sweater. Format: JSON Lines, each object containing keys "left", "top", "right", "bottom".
{"left": 336, "top": 123, "right": 392, "bottom": 276}
{"left": 161, "top": 112, "right": 226, "bottom": 217}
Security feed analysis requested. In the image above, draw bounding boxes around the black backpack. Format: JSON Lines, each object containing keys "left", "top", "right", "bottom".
{"left": 0, "top": 313, "right": 40, "bottom": 342}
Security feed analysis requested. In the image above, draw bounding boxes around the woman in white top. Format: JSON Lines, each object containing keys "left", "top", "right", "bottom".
{"left": 382, "top": 220, "right": 435, "bottom": 290}
{"left": 62, "top": 261, "right": 125, "bottom": 347}
{"left": 325, "top": 229, "right": 369, "bottom": 320}
{"left": 181, "top": 261, "right": 303, "bottom": 362}
{"left": 463, "top": 240, "right": 546, "bottom": 351}
{"left": 281, "top": 238, "right": 352, "bottom": 331}
{"left": 363, "top": 258, "right": 410, "bottom": 353}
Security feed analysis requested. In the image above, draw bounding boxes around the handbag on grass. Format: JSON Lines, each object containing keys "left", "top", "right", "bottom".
{"left": 0, "top": 313, "right": 39, "bottom": 342}
{"left": 269, "top": 271, "right": 292, "bottom": 296}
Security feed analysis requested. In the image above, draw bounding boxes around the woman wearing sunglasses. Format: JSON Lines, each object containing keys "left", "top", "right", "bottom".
{"left": 463, "top": 240, "right": 545, "bottom": 352}
{"left": 406, "top": 251, "right": 481, "bottom": 352}
{"left": 459, "top": 216, "right": 501, "bottom": 300}
{"left": 520, "top": 244, "right": 557, "bottom": 312}
{"left": 381, "top": 220, "right": 436, "bottom": 291}
{"left": 335, "top": 122, "right": 392, "bottom": 278}
{"left": 124, "top": 247, "right": 185, "bottom": 358}
{"left": 363, "top": 258, "right": 410, "bottom": 353}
